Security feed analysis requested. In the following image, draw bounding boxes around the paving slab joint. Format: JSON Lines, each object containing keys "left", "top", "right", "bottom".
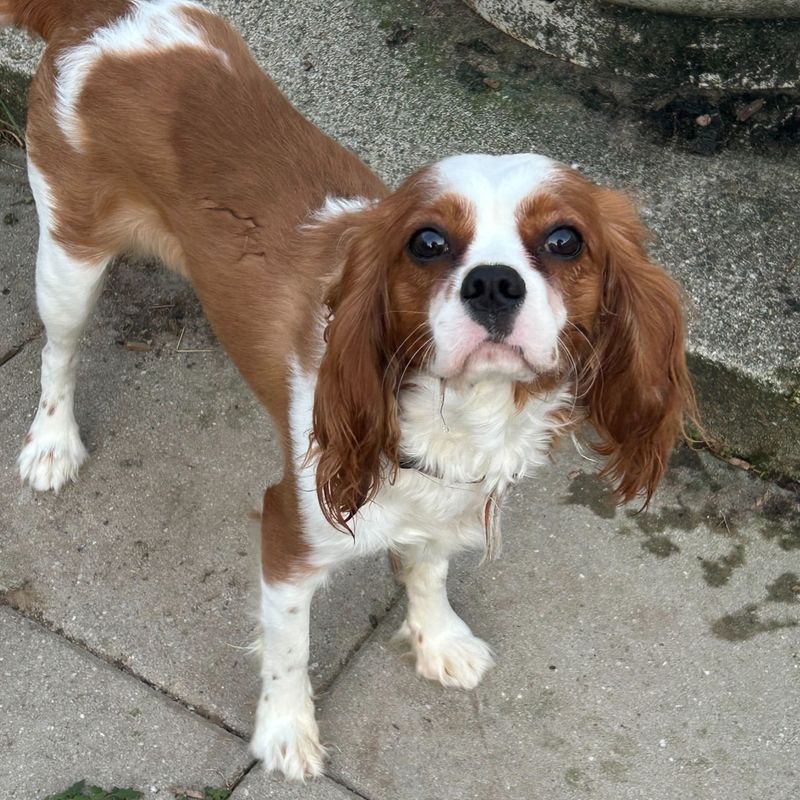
{"left": 0, "top": 327, "right": 41, "bottom": 368}
{"left": 317, "top": 587, "right": 404, "bottom": 696}
{"left": 323, "top": 771, "right": 379, "bottom": 800}
{"left": 0, "top": 591, "right": 250, "bottom": 741}
{"left": 226, "top": 759, "right": 260, "bottom": 795}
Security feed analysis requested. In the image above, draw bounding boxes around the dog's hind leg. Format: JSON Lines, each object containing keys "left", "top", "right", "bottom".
{"left": 18, "top": 160, "right": 111, "bottom": 492}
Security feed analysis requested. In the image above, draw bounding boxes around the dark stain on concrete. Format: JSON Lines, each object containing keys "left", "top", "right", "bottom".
{"left": 761, "top": 523, "right": 800, "bottom": 552}
{"left": 700, "top": 544, "right": 746, "bottom": 587}
{"left": 630, "top": 502, "right": 738, "bottom": 538}
{"left": 642, "top": 535, "right": 680, "bottom": 558}
{"left": 564, "top": 767, "right": 592, "bottom": 791}
{"left": 0, "top": 579, "right": 40, "bottom": 614}
{"left": 617, "top": 524, "right": 681, "bottom": 559}
{"left": 711, "top": 603, "right": 798, "bottom": 642}
{"left": 600, "top": 759, "right": 630, "bottom": 783}
{"left": 765, "top": 572, "right": 800, "bottom": 604}
{"left": 564, "top": 471, "right": 617, "bottom": 519}
{"left": 669, "top": 444, "right": 707, "bottom": 472}
{"left": 667, "top": 445, "right": 723, "bottom": 492}
{"left": 759, "top": 492, "right": 800, "bottom": 551}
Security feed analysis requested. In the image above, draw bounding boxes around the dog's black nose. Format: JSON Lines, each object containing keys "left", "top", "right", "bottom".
{"left": 460, "top": 265, "right": 526, "bottom": 337}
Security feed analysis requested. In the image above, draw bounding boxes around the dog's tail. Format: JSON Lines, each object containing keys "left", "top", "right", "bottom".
{"left": 1, "top": 0, "right": 126, "bottom": 40}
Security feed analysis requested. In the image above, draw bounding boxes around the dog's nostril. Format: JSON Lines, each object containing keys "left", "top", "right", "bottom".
{"left": 462, "top": 276, "right": 485, "bottom": 301}
{"left": 498, "top": 277, "right": 523, "bottom": 300}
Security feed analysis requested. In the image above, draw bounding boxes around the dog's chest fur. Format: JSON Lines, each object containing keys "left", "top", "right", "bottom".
{"left": 291, "top": 368, "right": 566, "bottom": 566}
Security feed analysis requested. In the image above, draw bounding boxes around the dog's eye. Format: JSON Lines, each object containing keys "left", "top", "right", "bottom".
{"left": 408, "top": 228, "right": 450, "bottom": 262}
{"left": 544, "top": 227, "right": 583, "bottom": 259}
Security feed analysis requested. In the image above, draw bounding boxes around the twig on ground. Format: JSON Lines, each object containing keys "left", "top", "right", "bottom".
{"left": 176, "top": 325, "right": 213, "bottom": 353}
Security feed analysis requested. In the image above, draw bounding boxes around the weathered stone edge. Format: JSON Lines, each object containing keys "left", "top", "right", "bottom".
{"left": 464, "top": 0, "right": 800, "bottom": 92}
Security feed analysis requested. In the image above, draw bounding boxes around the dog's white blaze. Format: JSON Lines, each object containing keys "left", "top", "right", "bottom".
{"left": 54, "top": 0, "right": 229, "bottom": 149}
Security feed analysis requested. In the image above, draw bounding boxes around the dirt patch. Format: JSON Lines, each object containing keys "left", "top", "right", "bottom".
{"left": 434, "top": 10, "right": 800, "bottom": 156}
{"left": 765, "top": 572, "right": 800, "bottom": 604}
{"left": 711, "top": 603, "right": 797, "bottom": 642}
{"left": 700, "top": 544, "right": 746, "bottom": 588}
{"left": 0, "top": 578, "right": 40, "bottom": 614}
{"left": 641, "top": 535, "right": 680, "bottom": 559}
{"left": 563, "top": 471, "right": 617, "bottom": 519}
{"left": 646, "top": 90, "right": 800, "bottom": 155}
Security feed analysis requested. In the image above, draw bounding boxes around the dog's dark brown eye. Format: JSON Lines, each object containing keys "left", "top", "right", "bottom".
{"left": 409, "top": 228, "right": 450, "bottom": 262}
{"left": 544, "top": 227, "right": 583, "bottom": 259}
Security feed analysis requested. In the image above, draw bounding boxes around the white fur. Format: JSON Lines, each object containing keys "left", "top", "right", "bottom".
{"left": 394, "top": 554, "right": 495, "bottom": 689}
{"left": 310, "top": 195, "right": 373, "bottom": 223}
{"left": 428, "top": 153, "right": 566, "bottom": 380}
{"left": 289, "top": 364, "right": 566, "bottom": 569}
{"left": 18, "top": 161, "right": 109, "bottom": 492}
{"left": 54, "top": 0, "right": 228, "bottom": 149}
{"left": 251, "top": 576, "right": 327, "bottom": 781}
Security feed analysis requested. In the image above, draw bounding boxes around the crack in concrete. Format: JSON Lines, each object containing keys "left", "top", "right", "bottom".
{"left": 324, "top": 771, "right": 378, "bottom": 800}
{"left": 0, "top": 578, "right": 404, "bottom": 780}
{"left": 0, "top": 596, "right": 250, "bottom": 740}
{"left": 317, "top": 587, "right": 404, "bottom": 697}
{"left": 0, "top": 327, "right": 41, "bottom": 368}
{"left": 226, "top": 758, "right": 258, "bottom": 794}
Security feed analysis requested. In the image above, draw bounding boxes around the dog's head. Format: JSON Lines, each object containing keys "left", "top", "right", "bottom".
{"left": 311, "top": 154, "right": 696, "bottom": 529}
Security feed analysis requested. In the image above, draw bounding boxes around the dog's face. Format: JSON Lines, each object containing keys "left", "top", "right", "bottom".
{"left": 383, "top": 154, "right": 604, "bottom": 386}
{"left": 312, "top": 154, "right": 695, "bottom": 528}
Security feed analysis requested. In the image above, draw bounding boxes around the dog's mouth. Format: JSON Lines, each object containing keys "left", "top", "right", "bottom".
{"left": 460, "top": 341, "right": 536, "bottom": 381}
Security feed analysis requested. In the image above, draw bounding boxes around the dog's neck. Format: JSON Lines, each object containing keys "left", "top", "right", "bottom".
{"left": 396, "top": 375, "right": 569, "bottom": 492}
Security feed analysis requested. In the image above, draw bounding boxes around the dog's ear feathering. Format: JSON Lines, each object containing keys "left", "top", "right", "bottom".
{"left": 311, "top": 208, "right": 401, "bottom": 531}
{"left": 585, "top": 188, "right": 699, "bottom": 506}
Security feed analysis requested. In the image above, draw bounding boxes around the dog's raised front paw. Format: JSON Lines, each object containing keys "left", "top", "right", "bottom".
{"left": 395, "top": 618, "right": 495, "bottom": 690}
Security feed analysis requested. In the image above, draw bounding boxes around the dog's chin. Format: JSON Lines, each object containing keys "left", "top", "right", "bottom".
{"left": 458, "top": 342, "right": 538, "bottom": 384}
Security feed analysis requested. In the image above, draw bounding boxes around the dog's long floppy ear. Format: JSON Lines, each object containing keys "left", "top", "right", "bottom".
{"left": 586, "top": 188, "right": 697, "bottom": 504}
{"left": 312, "top": 208, "right": 401, "bottom": 532}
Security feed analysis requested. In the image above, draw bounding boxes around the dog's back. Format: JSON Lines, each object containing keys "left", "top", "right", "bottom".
{"left": 5, "top": 0, "right": 384, "bottom": 440}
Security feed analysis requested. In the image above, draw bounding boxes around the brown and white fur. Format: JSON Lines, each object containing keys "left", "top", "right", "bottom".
{"left": 4, "top": 0, "right": 696, "bottom": 780}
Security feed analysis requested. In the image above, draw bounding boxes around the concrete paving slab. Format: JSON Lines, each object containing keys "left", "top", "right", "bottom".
{"left": 0, "top": 605, "right": 250, "bottom": 800}
{"left": 0, "top": 145, "right": 398, "bottom": 736}
{"left": 319, "top": 444, "right": 800, "bottom": 800}
{"left": 229, "top": 770, "right": 360, "bottom": 799}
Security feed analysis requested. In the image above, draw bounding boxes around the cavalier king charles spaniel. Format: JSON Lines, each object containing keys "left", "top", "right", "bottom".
{"left": 6, "top": 0, "right": 695, "bottom": 780}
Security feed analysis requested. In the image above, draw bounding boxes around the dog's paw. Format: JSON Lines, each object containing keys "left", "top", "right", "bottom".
{"left": 250, "top": 708, "right": 326, "bottom": 781}
{"left": 396, "top": 619, "right": 495, "bottom": 690}
{"left": 18, "top": 415, "right": 87, "bottom": 493}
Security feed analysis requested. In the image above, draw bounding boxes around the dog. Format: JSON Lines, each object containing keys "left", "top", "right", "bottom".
{"left": 4, "top": 0, "right": 696, "bottom": 780}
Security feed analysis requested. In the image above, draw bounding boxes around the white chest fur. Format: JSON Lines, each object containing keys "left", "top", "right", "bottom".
{"left": 289, "top": 366, "right": 567, "bottom": 568}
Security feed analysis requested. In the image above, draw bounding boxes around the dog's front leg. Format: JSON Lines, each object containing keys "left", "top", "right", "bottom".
{"left": 251, "top": 571, "right": 326, "bottom": 780}
{"left": 395, "top": 547, "right": 495, "bottom": 690}
{"left": 251, "top": 481, "right": 327, "bottom": 780}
